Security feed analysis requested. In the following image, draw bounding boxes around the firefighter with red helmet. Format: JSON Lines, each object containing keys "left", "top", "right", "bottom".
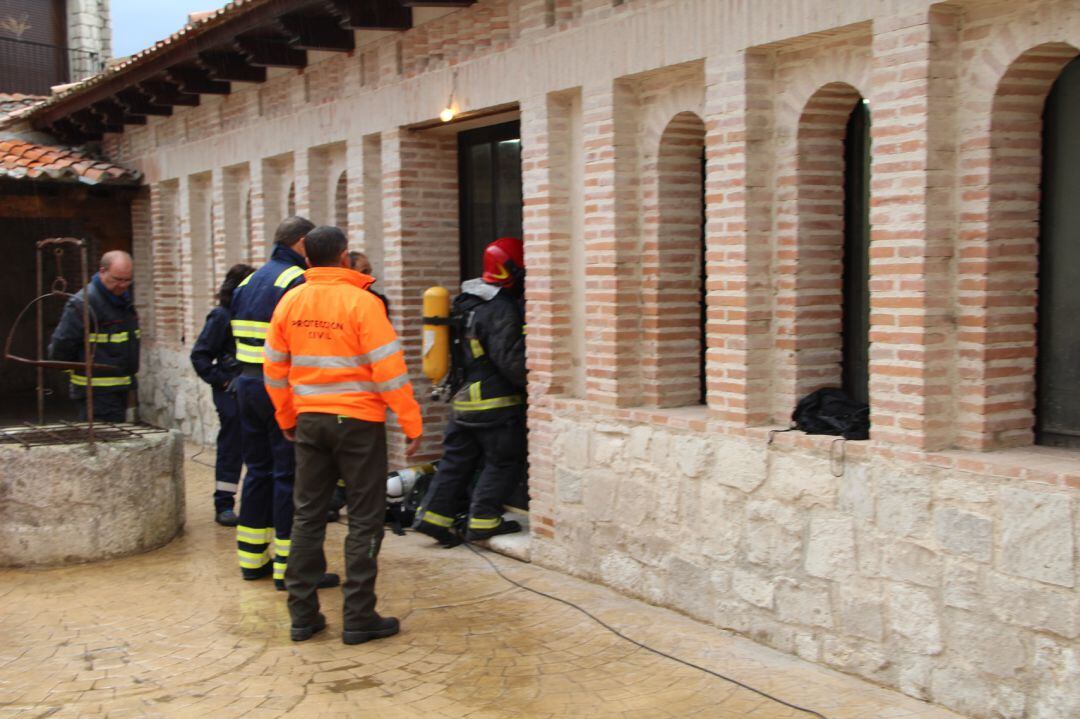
{"left": 413, "top": 237, "right": 527, "bottom": 546}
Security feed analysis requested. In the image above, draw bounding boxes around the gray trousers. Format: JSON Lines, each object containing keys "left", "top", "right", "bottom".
{"left": 286, "top": 413, "right": 387, "bottom": 629}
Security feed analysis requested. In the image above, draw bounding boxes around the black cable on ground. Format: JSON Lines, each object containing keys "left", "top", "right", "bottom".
{"left": 189, "top": 445, "right": 216, "bottom": 469}
{"left": 462, "top": 541, "right": 830, "bottom": 719}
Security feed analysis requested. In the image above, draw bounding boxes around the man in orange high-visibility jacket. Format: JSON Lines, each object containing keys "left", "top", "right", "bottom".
{"left": 264, "top": 225, "right": 423, "bottom": 644}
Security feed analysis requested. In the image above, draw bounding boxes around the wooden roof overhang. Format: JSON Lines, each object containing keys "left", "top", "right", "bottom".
{"left": 26, "top": 0, "right": 476, "bottom": 145}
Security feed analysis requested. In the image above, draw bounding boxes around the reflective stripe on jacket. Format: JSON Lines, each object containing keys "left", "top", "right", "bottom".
{"left": 229, "top": 244, "right": 306, "bottom": 366}
{"left": 48, "top": 277, "right": 140, "bottom": 397}
{"left": 263, "top": 267, "right": 423, "bottom": 438}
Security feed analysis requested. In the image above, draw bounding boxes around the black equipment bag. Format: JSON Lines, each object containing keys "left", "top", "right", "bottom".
{"left": 791, "top": 388, "right": 870, "bottom": 440}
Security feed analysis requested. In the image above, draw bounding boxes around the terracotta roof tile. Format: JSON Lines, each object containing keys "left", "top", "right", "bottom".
{"left": 0, "top": 94, "right": 46, "bottom": 122}
{"left": 0, "top": 140, "right": 141, "bottom": 185}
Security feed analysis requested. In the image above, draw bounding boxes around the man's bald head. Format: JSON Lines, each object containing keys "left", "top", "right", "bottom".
{"left": 99, "top": 250, "right": 133, "bottom": 296}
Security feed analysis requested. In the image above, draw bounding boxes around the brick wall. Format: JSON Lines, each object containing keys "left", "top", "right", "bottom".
{"left": 104, "top": 2, "right": 1080, "bottom": 715}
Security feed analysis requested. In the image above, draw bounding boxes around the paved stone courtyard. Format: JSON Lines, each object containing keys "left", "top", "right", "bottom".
{"left": 0, "top": 450, "right": 965, "bottom": 718}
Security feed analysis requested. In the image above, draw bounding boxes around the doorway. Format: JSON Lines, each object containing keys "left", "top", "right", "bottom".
{"left": 457, "top": 121, "right": 523, "bottom": 283}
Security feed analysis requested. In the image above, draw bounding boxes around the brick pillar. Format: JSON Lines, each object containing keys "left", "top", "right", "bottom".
{"left": 582, "top": 80, "right": 642, "bottom": 406}
{"left": 381, "top": 129, "right": 459, "bottom": 467}
{"left": 704, "top": 50, "right": 775, "bottom": 425}
{"left": 150, "top": 181, "right": 182, "bottom": 347}
{"left": 211, "top": 168, "right": 228, "bottom": 287}
{"left": 866, "top": 9, "right": 960, "bottom": 450}
{"left": 130, "top": 189, "right": 154, "bottom": 339}
{"left": 177, "top": 178, "right": 194, "bottom": 345}
{"left": 520, "top": 91, "right": 575, "bottom": 540}
{"left": 250, "top": 160, "right": 268, "bottom": 263}
{"left": 345, "top": 137, "right": 365, "bottom": 249}
{"left": 293, "top": 147, "right": 312, "bottom": 220}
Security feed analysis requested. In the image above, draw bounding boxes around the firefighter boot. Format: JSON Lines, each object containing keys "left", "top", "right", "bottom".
{"left": 412, "top": 515, "right": 461, "bottom": 548}
{"left": 465, "top": 518, "right": 522, "bottom": 542}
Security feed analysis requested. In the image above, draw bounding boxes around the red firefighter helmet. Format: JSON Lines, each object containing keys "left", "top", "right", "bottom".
{"left": 482, "top": 236, "right": 525, "bottom": 287}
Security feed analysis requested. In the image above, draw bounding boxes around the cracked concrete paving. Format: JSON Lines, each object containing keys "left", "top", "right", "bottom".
{"left": 0, "top": 448, "right": 967, "bottom": 718}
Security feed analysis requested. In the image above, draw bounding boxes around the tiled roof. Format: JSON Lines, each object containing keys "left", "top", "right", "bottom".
{"left": 5, "top": 0, "right": 265, "bottom": 125}
{"left": 0, "top": 139, "right": 141, "bottom": 185}
{"left": 0, "top": 94, "right": 46, "bottom": 122}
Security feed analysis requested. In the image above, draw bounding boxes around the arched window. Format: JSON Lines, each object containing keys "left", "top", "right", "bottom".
{"left": 335, "top": 171, "right": 348, "bottom": 229}
{"left": 1036, "top": 55, "right": 1080, "bottom": 447}
{"left": 842, "top": 100, "right": 871, "bottom": 405}
{"left": 793, "top": 83, "right": 870, "bottom": 411}
{"left": 644, "top": 111, "right": 707, "bottom": 408}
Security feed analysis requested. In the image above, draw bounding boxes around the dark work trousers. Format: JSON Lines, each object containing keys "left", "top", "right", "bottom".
{"left": 235, "top": 375, "right": 295, "bottom": 579}
{"left": 419, "top": 415, "right": 526, "bottom": 524}
{"left": 212, "top": 388, "right": 243, "bottom": 513}
{"left": 286, "top": 413, "right": 387, "bottom": 629}
{"left": 75, "top": 391, "right": 127, "bottom": 423}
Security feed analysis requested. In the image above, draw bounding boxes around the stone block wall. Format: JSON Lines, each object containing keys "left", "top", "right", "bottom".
{"left": 66, "top": 0, "right": 110, "bottom": 80}
{"left": 538, "top": 406, "right": 1079, "bottom": 719}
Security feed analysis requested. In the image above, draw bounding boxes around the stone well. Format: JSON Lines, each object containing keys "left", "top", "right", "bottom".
{"left": 0, "top": 424, "right": 185, "bottom": 567}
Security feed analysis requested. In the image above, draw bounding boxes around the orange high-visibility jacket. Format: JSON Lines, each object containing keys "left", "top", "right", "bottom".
{"left": 263, "top": 267, "right": 423, "bottom": 438}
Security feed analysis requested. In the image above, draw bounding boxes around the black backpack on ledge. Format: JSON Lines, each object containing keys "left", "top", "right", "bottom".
{"left": 792, "top": 388, "right": 870, "bottom": 440}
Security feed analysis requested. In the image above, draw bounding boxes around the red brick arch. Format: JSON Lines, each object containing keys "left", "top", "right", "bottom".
{"left": 641, "top": 111, "right": 707, "bottom": 408}
{"left": 784, "top": 82, "right": 865, "bottom": 408}
{"left": 960, "top": 42, "right": 1080, "bottom": 450}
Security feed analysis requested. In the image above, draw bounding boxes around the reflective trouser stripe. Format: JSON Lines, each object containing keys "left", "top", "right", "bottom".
{"left": 215, "top": 481, "right": 238, "bottom": 493}
{"left": 469, "top": 516, "right": 502, "bottom": 530}
{"left": 69, "top": 373, "right": 132, "bottom": 388}
{"left": 273, "top": 538, "right": 290, "bottom": 580}
{"left": 420, "top": 510, "right": 454, "bottom": 528}
{"left": 237, "top": 526, "right": 273, "bottom": 544}
{"left": 238, "top": 549, "right": 269, "bottom": 569}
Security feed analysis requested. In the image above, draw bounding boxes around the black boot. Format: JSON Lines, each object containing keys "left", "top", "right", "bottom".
{"left": 241, "top": 562, "right": 273, "bottom": 581}
{"left": 465, "top": 519, "right": 522, "bottom": 542}
{"left": 342, "top": 615, "right": 399, "bottom": 645}
{"left": 291, "top": 613, "right": 327, "bottom": 642}
{"left": 412, "top": 519, "right": 461, "bottom": 548}
{"left": 215, "top": 509, "right": 239, "bottom": 527}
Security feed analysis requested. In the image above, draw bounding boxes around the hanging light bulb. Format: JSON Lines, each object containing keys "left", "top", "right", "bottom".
{"left": 440, "top": 70, "right": 458, "bottom": 123}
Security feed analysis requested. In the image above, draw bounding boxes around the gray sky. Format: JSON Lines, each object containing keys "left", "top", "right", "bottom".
{"left": 112, "top": 0, "right": 226, "bottom": 58}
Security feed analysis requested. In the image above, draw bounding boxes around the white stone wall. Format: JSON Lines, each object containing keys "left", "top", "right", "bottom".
{"left": 66, "top": 0, "right": 110, "bottom": 80}
{"left": 139, "top": 342, "right": 219, "bottom": 448}
{"left": 537, "top": 411, "right": 1079, "bottom": 719}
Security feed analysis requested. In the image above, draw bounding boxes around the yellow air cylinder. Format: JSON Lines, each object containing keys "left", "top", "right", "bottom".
{"left": 422, "top": 286, "right": 451, "bottom": 384}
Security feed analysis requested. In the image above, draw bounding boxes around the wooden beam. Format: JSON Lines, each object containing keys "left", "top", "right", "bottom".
{"left": 276, "top": 13, "right": 355, "bottom": 51}
{"left": 197, "top": 51, "right": 268, "bottom": 83}
{"left": 324, "top": 0, "right": 412, "bottom": 30}
{"left": 92, "top": 100, "right": 147, "bottom": 126}
{"left": 31, "top": 0, "right": 319, "bottom": 127}
{"left": 165, "top": 66, "right": 232, "bottom": 95}
{"left": 72, "top": 109, "right": 123, "bottom": 135}
{"left": 235, "top": 36, "right": 308, "bottom": 68}
{"left": 115, "top": 88, "right": 173, "bottom": 117}
{"left": 139, "top": 80, "right": 201, "bottom": 107}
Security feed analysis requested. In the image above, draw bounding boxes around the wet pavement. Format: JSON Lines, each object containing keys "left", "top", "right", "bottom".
{"left": 0, "top": 448, "right": 966, "bottom": 718}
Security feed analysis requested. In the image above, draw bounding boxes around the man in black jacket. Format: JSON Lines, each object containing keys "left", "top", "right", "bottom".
{"left": 413, "top": 237, "right": 527, "bottom": 546}
{"left": 48, "top": 250, "right": 139, "bottom": 423}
